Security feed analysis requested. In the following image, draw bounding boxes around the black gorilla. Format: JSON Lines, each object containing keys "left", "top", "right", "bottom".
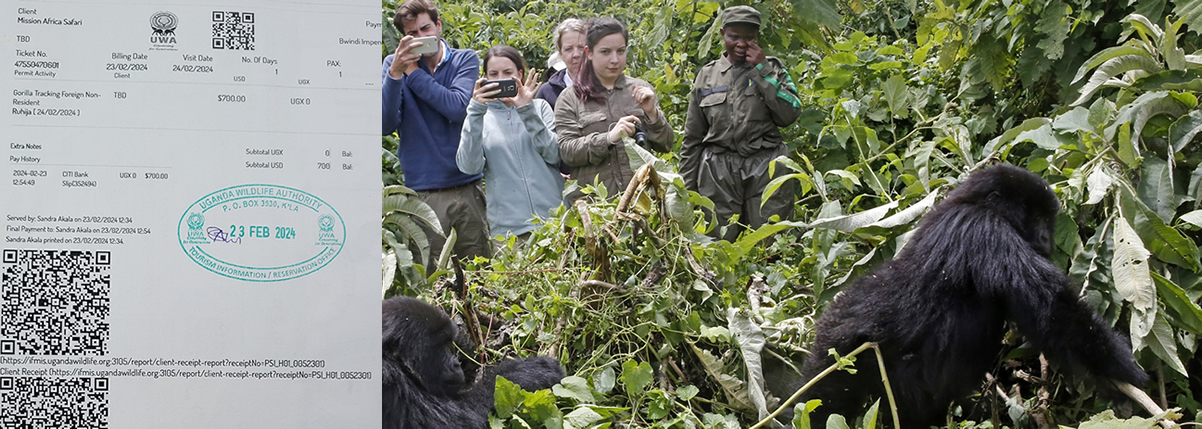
{"left": 792, "top": 164, "right": 1148, "bottom": 427}
{"left": 382, "top": 297, "right": 565, "bottom": 429}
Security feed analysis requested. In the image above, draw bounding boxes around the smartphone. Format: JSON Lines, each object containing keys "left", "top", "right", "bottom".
{"left": 483, "top": 78, "right": 518, "bottom": 98}
{"left": 410, "top": 36, "right": 439, "bottom": 54}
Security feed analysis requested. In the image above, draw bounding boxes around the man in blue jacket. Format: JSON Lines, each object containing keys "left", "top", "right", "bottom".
{"left": 383, "top": 0, "right": 491, "bottom": 265}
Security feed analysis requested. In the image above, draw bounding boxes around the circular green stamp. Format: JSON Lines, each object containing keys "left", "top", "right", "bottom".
{"left": 177, "top": 184, "right": 345, "bottom": 282}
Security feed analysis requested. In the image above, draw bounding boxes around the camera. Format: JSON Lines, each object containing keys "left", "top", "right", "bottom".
{"left": 410, "top": 36, "right": 439, "bottom": 54}
{"left": 483, "top": 78, "right": 518, "bottom": 99}
{"left": 633, "top": 121, "right": 647, "bottom": 144}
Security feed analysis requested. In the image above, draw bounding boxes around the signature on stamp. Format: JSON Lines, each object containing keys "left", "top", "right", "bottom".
{"left": 206, "top": 226, "right": 241, "bottom": 244}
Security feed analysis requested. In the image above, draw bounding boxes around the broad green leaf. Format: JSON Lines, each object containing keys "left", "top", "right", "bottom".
{"left": 985, "top": 118, "right": 1052, "bottom": 153}
{"left": 677, "top": 385, "right": 700, "bottom": 401}
{"left": 1117, "top": 123, "right": 1138, "bottom": 167}
{"left": 1089, "top": 97, "right": 1118, "bottom": 129}
{"left": 871, "top": 192, "right": 937, "bottom": 229}
{"left": 593, "top": 367, "right": 616, "bottom": 394}
{"left": 383, "top": 194, "right": 440, "bottom": 227}
{"left": 792, "top": 399, "right": 824, "bottom": 429}
{"left": 1152, "top": 272, "right": 1202, "bottom": 334}
{"left": 700, "top": 325, "right": 732, "bottom": 342}
{"left": 1147, "top": 312, "right": 1188, "bottom": 376}
{"left": 861, "top": 399, "right": 881, "bottom": 429}
{"left": 1134, "top": 70, "right": 1202, "bottom": 92}
{"left": 434, "top": 228, "right": 457, "bottom": 273}
{"left": 1118, "top": 183, "right": 1202, "bottom": 271}
{"left": 825, "top": 169, "right": 862, "bottom": 189}
{"left": 620, "top": 360, "right": 653, "bottom": 397}
{"left": 728, "top": 308, "right": 770, "bottom": 420}
{"left": 522, "top": 389, "right": 561, "bottom": 424}
{"left": 1163, "top": 16, "right": 1187, "bottom": 70}
{"left": 1014, "top": 123, "right": 1063, "bottom": 150}
{"left": 1175, "top": 0, "right": 1202, "bottom": 37}
{"left": 1137, "top": 157, "right": 1178, "bottom": 221}
{"left": 494, "top": 376, "right": 525, "bottom": 419}
{"left": 882, "top": 74, "right": 909, "bottom": 116}
{"left": 1054, "top": 211, "right": 1084, "bottom": 258}
{"left": 832, "top": 247, "right": 878, "bottom": 288}
{"left": 697, "top": 13, "right": 722, "bottom": 58}
{"left": 1181, "top": 210, "right": 1202, "bottom": 228}
{"left": 734, "top": 221, "right": 808, "bottom": 253}
{"left": 1072, "top": 46, "right": 1153, "bottom": 84}
{"left": 1169, "top": 110, "right": 1202, "bottom": 152}
{"left": 791, "top": 0, "right": 842, "bottom": 29}
{"left": 859, "top": 162, "right": 890, "bottom": 198}
{"left": 1112, "top": 217, "right": 1155, "bottom": 312}
{"left": 964, "top": 37, "right": 1012, "bottom": 92}
{"left": 1068, "top": 217, "right": 1112, "bottom": 295}
{"left": 1086, "top": 164, "right": 1115, "bottom": 205}
{"left": 1052, "top": 107, "right": 1098, "bottom": 135}
{"left": 1122, "top": 14, "right": 1164, "bottom": 42}
{"left": 1131, "top": 96, "right": 1189, "bottom": 146}
{"left": 1034, "top": 0, "right": 1070, "bottom": 60}
{"left": 382, "top": 250, "right": 397, "bottom": 296}
{"left": 826, "top": 52, "right": 858, "bottom": 65}
{"left": 562, "top": 407, "right": 604, "bottom": 429}
{"left": 1073, "top": 54, "right": 1162, "bottom": 106}
{"left": 648, "top": 4, "right": 672, "bottom": 48}
{"left": 645, "top": 390, "right": 672, "bottom": 420}
{"left": 763, "top": 173, "right": 813, "bottom": 208}
{"left": 826, "top": 413, "right": 851, "bottom": 429}
{"left": 552, "top": 376, "right": 595, "bottom": 404}
{"left": 1077, "top": 410, "right": 1159, "bottom": 429}
{"left": 913, "top": 139, "right": 937, "bottom": 189}
{"left": 702, "top": 413, "right": 742, "bottom": 428}
{"left": 1114, "top": 219, "right": 1156, "bottom": 352}
{"left": 690, "top": 343, "right": 755, "bottom": 411}
{"left": 384, "top": 212, "right": 434, "bottom": 266}
{"left": 808, "top": 200, "right": 900, "bottom": 232}
{"left": 868, "top": 61, "right": 904, "bottom": 71}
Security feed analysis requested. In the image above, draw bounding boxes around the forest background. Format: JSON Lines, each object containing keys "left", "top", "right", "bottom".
{"left": 380, "top": 0, "right": 1202, "bottom": 427}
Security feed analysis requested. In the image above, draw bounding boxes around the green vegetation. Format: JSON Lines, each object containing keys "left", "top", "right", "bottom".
{"left": 381, "top": 0, "right": 1202, "bottom": 427}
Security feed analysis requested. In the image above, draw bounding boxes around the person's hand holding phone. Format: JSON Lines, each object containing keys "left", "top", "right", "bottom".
{"left": 471, "top": 78, "right": 502, "bottom": 104}
{"left": 388, "top": 35, "right": 423, "bottom": 78}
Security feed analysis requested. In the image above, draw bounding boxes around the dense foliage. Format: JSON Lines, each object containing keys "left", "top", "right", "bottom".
{"left": 380, "top": 0, "right": 1202, "bottom": 427}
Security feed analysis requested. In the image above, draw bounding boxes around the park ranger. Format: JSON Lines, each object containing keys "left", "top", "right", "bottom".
{"left": 680, "top": 5, "right": 802, "bottom": 241}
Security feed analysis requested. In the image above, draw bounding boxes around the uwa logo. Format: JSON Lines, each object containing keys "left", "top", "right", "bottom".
{"left": 149, "top": 11, "right": 178, "bottom": 50}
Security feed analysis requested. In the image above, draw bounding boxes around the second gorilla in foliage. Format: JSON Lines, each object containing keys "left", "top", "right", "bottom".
{"left": 792, "top": 164, "right": 1148, "bottom": 427}
{"left": 382, "top": 297, "right": 565, "bottom": 429}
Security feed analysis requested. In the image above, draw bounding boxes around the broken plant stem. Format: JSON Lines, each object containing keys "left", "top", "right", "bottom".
{"left": 750, "top": 342, "right": 900, "bottom": 429}
{"left": 1113, "top": 380, "right": 1174, "bottom": 428}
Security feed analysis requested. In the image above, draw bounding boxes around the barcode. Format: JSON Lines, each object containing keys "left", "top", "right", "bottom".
{"left": 212, "top": 11, "right": 255, "bottom": 50}
{"left": 2, "top": 249, "right": 111, "bottom": 356}
{"left": 0, "top": 377, "right": 109, "bottom": 428}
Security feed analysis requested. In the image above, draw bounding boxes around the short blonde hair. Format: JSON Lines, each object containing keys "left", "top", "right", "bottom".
{"left": 552, "top": 18, "right": 586, "bottom": 50}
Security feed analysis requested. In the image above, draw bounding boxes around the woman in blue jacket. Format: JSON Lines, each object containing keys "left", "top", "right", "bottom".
{"left": 456, "top": 46, "right": 565, "bottom": 241}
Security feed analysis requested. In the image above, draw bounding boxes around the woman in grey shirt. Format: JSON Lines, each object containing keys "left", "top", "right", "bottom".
{"left": 457, "top": 45, "right": 564, "bottom": 240}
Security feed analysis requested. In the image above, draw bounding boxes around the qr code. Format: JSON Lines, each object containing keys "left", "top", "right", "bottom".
{"left": 0, "top": 377, "right": 109, "bottom": 428}
{"left": 212, "top": 11, "right": 255, "bottom": 50}
{"left": 1, "top": 249, "right": 110, "bottom": 356}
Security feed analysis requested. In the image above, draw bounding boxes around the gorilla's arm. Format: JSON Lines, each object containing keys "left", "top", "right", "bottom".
{"left": 383, "top": 365, "right": 491, "bottom": 429}
{"left": 973, "top": 215, "right": 1149, "bottom": 387}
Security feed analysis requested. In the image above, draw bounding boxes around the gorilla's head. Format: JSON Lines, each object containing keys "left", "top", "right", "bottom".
{"left": 382, "top": 297, "right": 466, "bottom": 397}
{"left": 945, "top": 164, "right": 1061, "bottom": 257}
